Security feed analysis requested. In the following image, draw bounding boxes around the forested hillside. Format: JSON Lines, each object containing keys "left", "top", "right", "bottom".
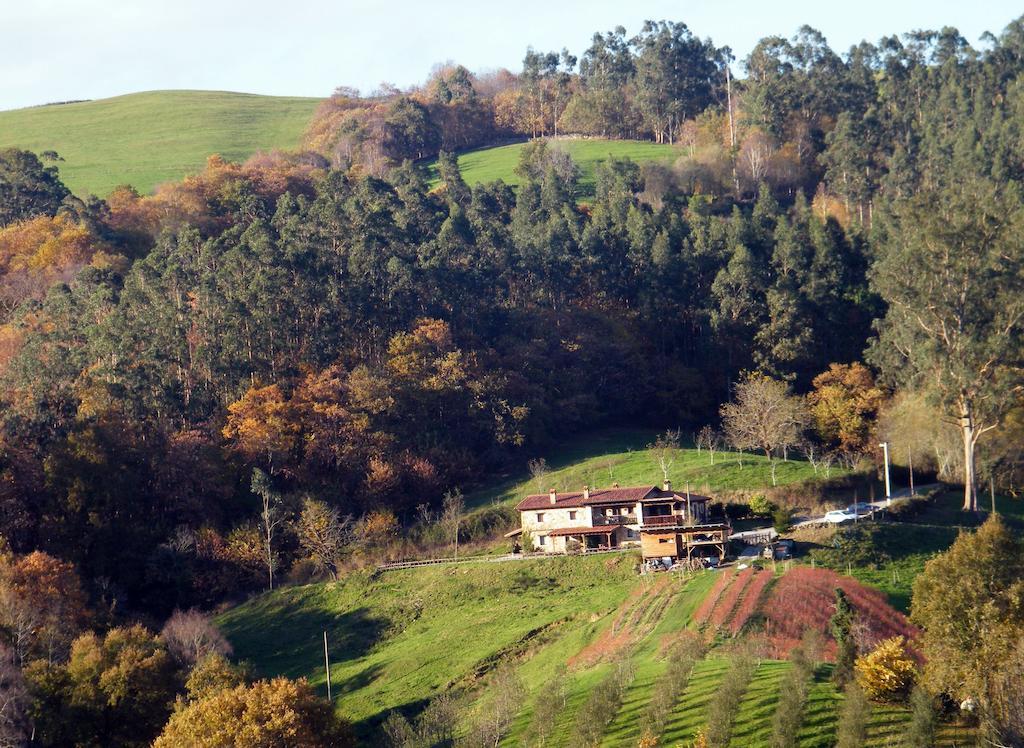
{"left": 2, "top": 12, "right": 1024, "bottom": 747}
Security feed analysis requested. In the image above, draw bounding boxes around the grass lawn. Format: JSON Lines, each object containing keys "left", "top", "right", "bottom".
{"left": 0, "top": 90, "right": 320, "bottom": 196}
{"left": 423, "top": 139, "right": 683, "bottom": 199}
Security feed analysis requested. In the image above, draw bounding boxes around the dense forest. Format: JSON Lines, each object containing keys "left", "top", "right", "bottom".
{"left": 3, "top": 14, "right": 1024, "bottom": 746}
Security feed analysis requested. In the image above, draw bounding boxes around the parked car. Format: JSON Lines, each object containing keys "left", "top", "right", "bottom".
{"left": 762, "top": 538, "right": 794, "bottom": 560}
{"left": 824, "top": 509, "right": 856, "bottom": 524}
{"left": 847, "top": 502, "right": 874, "bottom": 516}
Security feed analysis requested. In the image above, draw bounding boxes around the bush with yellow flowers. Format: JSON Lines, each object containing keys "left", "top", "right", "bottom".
{"left": 854, "top": 636, "right": 917, "bottom": 702}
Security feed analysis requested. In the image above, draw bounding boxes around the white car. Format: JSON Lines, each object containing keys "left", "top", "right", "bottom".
{"left": 823, "top": 509, "right": 856, "bottom": 524}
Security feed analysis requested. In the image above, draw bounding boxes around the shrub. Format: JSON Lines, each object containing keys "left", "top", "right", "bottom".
{"left": 748, "top": 494, "right": 774, "bottom": 516}
{"left": 770, "top": 643, "right": 813, "bottom": 748}
{"left": 703, "top": 653, "right": 755, "bottom": 748}
{"left": 855, "top": 636, "right": 916, "bottom": 702}
{"left": 643, "top": 632, "right": 704, "bottom": 739}
{"left": 772, "top": 506, "right": 792, "bottom": 534}
{"left": 524, "top": 673, "right": 566, "bottom": 748}
{"left": 830, "top": 589, "right": 856, "bottom": 687}
{"left": 902, "top": 684, "right": 936, "bottom": 748}
{"left": 185, "top": 654, "right": 250, "bottom": 701}
{"left": 160, "top": 608, "right": 232, "bottom": 667}
{"left": 571, "top": 659, "right": 634, "bottom": 748}
{"left": 154, "top": 676, "right": 354, "bottom": 747}
{"left": 834, "top": 682, "right": 871, "bottom": 748}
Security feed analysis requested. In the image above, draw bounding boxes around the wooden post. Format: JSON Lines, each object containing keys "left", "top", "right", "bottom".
{"left": 323, "top": 631, "right": 332, "bottom": 702}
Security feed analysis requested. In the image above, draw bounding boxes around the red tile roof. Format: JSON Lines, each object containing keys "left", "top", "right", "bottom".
{"left": 516, "top": 485, "right": 711, "bottom": 511}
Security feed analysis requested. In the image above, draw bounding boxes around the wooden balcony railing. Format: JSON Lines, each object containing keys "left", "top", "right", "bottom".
{"left": 593, "top": 515, "right": 637, "bottom": 526}
{"left": 641, "top": 514, "right": 697, "bottom": 527}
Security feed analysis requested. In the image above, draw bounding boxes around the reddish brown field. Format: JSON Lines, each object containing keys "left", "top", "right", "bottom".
{"left": 691, "top": 568, "right": 736, "bottom": 625}
{"left": 708, "top": 566, "right": 755, "bottom": 628}
{"left": 727, "top": 568, "right": 773, "bottom": 635}
{"left": 759, "top": 566, "right": 918, "bottom": 660}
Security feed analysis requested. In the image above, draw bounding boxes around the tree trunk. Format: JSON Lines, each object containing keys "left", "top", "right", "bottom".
{"left": 908, "top": 450, "right": 915, "bottom": 497}
{"left": 960, "top": 400, "right": 979, "bottom": 512}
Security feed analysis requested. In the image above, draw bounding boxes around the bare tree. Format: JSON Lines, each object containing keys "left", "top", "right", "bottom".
{"left": 251, "top": 468, "right": 286, "bottom": 590}
{"left": 527, "top": 458, "right": 549, "bottom": 493}
{"left": 417, "top": 691, "right": 458, "bottom": 747}
{"left": 648, "top": 429, "right": 682, "bottom": 483}
{"left": 0, "top": 644, "right": 29, "bottom": 748}
{"left": 801, "top": 439, "right": 821, "bottom": 475}
{"left": 295, "top": 498, "right": 353, "bottom": 580}
{"left": 696, "top": 425, "right": 723, "bottom": 466}
{"left": 160, "top": 609, "right": 233, "bottom": 667}
{"left": 472, "top": 664, "right": 525, "bottom": 748}
{"left": 441, "top": 489, "right": 465, "bottom": 559}
{"left": 0, "top": 586, "right": 37, "bottom": 668}
{"left": 720, "top": 375, "right": 809, "bottom": 486}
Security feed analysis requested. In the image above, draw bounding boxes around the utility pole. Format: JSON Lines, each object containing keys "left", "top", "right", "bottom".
{"left": 323, "top": 631, "right": 332, "bottom": 702}
{"left": 879, "top": 442, "right": 892, "bottom": 506}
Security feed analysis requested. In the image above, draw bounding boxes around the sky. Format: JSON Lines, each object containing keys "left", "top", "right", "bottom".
{"left": 1, "top": 0, "right": 1022, "bottom": 111}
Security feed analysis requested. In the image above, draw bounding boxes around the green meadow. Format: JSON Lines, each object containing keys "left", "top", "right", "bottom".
{"left": 0, "top": 90, "right": 320, "bottom": 196}
{"left": 424, "top": 139, "right": 683, "bottom": 198}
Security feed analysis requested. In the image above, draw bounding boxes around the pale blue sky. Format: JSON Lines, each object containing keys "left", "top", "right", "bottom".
{"left": 2, "top": 0, "right": 1021, "bottom": 111}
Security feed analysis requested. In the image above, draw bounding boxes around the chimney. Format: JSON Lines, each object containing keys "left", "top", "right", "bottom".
{"left": 613, "top": 482, "right": 620, "bottom": 488}
{"left": 549, "top": 488, "right": 557, "bottom": 505}
{"left": 663, "top": 480, "right": 672, "bottom": 492}
{"left": 583, "top": 485, "right": 590, "bottom": 500}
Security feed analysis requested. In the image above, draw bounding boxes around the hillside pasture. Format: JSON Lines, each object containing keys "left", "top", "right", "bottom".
{"left": 217, "top": 555, "right": 972, "bottom": 746}
{"left": 463, "top": 428, "right": 842, "bottom": 519}
{"left": 424, "top": 138, "right": 683, "bottom": 198}
{"left": 0, "top": 90, "right": 320, "bottom": 196}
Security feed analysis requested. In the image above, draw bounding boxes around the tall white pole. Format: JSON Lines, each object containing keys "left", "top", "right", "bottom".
{"left": 323, "top": 631, "right": 332, "bottom": 702}
{"left": 879, "top": 442, "right": 892, "bottom": 505}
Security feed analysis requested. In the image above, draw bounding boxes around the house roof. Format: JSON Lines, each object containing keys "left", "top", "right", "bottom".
{"left": 547, "top": 526, "right": 618, "bottom": 537}
{"left": 516, "top": 485, "right": 712, "bottom": 511}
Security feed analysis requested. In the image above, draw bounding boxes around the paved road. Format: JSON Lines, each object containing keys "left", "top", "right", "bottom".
{"left": 790, "top": 483, "right": 941, "bottom": 529}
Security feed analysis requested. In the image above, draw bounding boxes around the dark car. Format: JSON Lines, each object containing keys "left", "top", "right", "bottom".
{"left": 762, "top": 539, "right": 794, "bottom": 560}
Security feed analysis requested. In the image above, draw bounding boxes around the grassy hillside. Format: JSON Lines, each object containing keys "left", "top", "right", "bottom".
{"left": 463, "top": 428, "right": 839, "bottom": 515}
{"left": 219, "top": 558, "right": 973, "bottom": 746}
{"left": 217, "top": 435, "right": 994, "bottom": 745}
{"left": 424, "top": 139, "right": 683, "bottom": 198}
{"left": 0, "top": 90, "right": 321, "bottom": 196}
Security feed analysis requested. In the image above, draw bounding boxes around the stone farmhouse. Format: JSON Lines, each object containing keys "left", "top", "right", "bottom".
{"left": 513, "top": 481, "right": 730, "bottom": 563}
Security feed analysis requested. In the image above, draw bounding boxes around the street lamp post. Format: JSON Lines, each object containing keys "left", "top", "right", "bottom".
{"left": 879, "top": 442, "right": 892, "bottom": 506}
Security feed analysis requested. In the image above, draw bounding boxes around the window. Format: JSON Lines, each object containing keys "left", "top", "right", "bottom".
{"left": 620, "top": 507, "right": 629, "bottom": 516}
{"left": 538, "top": 535, "right": 547, "bottom": 546}
{"left": 659, "top": 538, "right": 671, "bottom": 544}
{"left": 569, "top": 510, "right": 577, "bottom": 520}
{"left": 606, "top": 508, "right": 613, "bottom": 516}
{"left": 536, "top": 513, "right": 545, "bottom": 522}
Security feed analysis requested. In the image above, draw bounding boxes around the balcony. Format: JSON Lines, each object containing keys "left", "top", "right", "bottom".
{"left": 641, "top": 514, "right": 697, "bottom": 528}
{"left": 594, "top": 514, "right": 637, "bottom": 526}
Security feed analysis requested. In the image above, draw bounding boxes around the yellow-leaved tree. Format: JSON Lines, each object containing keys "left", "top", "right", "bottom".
{"left": 154, "top": 677, "right": 354, "bottom": 747}
{"left": 854, "top": 636, "right": 916, "bottom": 702}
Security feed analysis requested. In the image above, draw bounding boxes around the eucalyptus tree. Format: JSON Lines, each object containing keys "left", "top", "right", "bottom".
{"left": 869, "top": 176, "right": 1024, "bottom": 511}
